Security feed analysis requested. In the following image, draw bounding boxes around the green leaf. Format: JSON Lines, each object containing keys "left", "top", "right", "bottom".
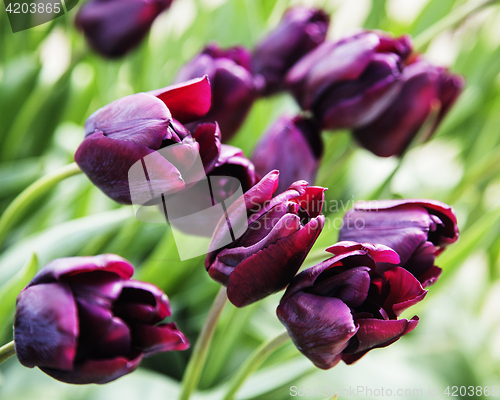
{"left": 0, "top": 253, "right": 37, "bottom": 340}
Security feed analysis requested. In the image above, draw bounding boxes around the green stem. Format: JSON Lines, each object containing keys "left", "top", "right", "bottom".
{"left": 414, "top": 0, "right": 500, "bottom": 51}
{"left": 0, "top": 341, "right": 15, "bottom": 365}
{"left": 0, "top": 162, "right": 82, "bottom": 249}
{"left": 222, "top": 331, "right": 290, "bottom": 400}
{"left": 179, "top": 287, "right": 228, "bottom": 400}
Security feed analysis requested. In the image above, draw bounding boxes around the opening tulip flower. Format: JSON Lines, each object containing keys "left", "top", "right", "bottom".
{"left": 339, "top": 199, "right": 459, "bottom": 288}
{"left": 252, "top": 6, "right": 330, "bottom": 96}
{"left": 205, "top": 170, "right": 325, "bottom": 307}
{"left": 286, "top": 31, "right": 413, "bottom": 130}
{"left": 251, "top": 114, "right": 323, "bottom": 194}
{"left": 75, "top": 0, "right": 174, "bottom": 58}
{"left": 14, "top": 254, "right": 189, "bottom": 384}
{"left": 75, "top": 76, "right": 218, "bottom": 204}
{"left": 175, "top": 44, "right": 261, "bottom": 141}
{"left": 277, "top": 242, "right": 425, "bottom": 369}
{"left": 352, "top": 60, "right": 464, "bottom": 156}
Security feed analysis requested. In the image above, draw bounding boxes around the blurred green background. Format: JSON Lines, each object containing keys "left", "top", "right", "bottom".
{"left": 1, "top": 0, "right": 500, "bottom": 398}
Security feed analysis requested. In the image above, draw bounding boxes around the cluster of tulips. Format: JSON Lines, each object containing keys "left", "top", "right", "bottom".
{"left": 9, "top": 0, "right": 463, "bottom": 389}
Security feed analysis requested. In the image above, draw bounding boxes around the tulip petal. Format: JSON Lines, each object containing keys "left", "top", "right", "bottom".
{"left": 209, "top": 212, "right": 301, "bottom": 286}
{"left": 76, "top": 298, "right": 132, "bottom": 360}
{"left": 75, "top": 132, "right": 185, "bottom": 204}
{"left": 277, "top": 292, "right": 357, "bottom": 370}
{"left": 326, "top": 242, "right": 400, "bottom": 265}
{"left": 113, "top": 280, "right": 172, "bottom": 324}
{"left": 14, "top": 283, "right": 78, "bottom": 371}
{"left": 131, "top": 323, "right": 190, "bottom": 356}
{"left": 152, "top": 76, "right": 212, "bottom": 124}
{"left": 191, "top": 122, "right": 222, "bottom": 173}
{"left": 29, "top": 254, "right": 133, "bottom": 287}
{"left": 226, "top": 215, "right": 324, "bottom": 307}
{"left": 352, "top": 61, "right": 440, "bottom": 156}
{"left": 205, "top": 170, "right": 279, "bottom": 268}
{"left": 84, "top": 93, "right": 171, "bottom": 149}
{"left": 339, "top": 206, "right": 432, "bottom": 267}
{"left": 382, "top": 267, "right": 427, "bottom": 317}
{"left": 41, "top": 354, "right": 143, "bottom": 384}
{"left": 312, "top": 267, "right": 371, "bottom": 308}
{"left": 403, "top": 241, "right": 438, "bottom": 282}
{"left": 349, "top": 199, "right": 459, "bottom": 246}
{"left": 418, "top": 265, "right": 443, "bottom": 289}
{"left": 345, "top": 316, "right": 419, "bottom": 357}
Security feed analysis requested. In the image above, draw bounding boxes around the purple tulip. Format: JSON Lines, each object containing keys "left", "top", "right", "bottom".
{"left": 175, "top": 44, "right": 261, "bottom": 141}
{"left": 285, "top": 31, "right": 413, "bottom": 130}
{"left": 75, "top": 76, "right": 217, "bottom": 204}
{"left": 14, "top": 254, "right": 189, "bottom": 384}
{"left": 352, "top": 60, "right": 464, "bottom": 156}
{"left": 339, "top": 199, "right": 459, "bottom": 288}
{"left": 252, "top": 6, "right": 330, "bottom": 96}
{"left": 251, "top": 115, "right": 322, "bottom": 194}
{"left": 277, "top": 242, "right": 424, "bottom": 369}
{"left": 75, "top": 0, "right": 173, "bottom": 58}
{"left": 205, "top": 170, "right": 325, "bottom": 307}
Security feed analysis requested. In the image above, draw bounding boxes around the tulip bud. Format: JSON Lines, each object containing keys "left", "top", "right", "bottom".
{"left": 286, "top": 31, "right": 413, "bottom": 130}
{"left": 253, "top": 6, "right": 330, "bottom": 96}
{"left": 75, "top": 76, "right": 216, "bottom": 204}
{"left": 277, "top": 242, "right": 423, "bottom": 369}
{"left": 251, "top": 115, "right": 322, "bottom": 194}
{"left": 339, "top": 199, "right": 459, "bottom": 288}
{"left": 75, "top": 0, "right": 174, "bottom": 58}
{"left": 205, "top": 171, "right": 325, "bottom": 307}
{"left": 175, "top": 44, "right": 260, "bottom": 141}
{"left": 14, "top": 254, "right": 189, "bottom": 384}
{"left": 352, "top": 61, "right": 464, "bottom": 157}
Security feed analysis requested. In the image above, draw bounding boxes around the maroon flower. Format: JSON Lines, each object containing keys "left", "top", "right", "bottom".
{"left": 14, "top": 254, "right": 188, "bottom": 384}
{"left": 277, "top": 242, "right": 424, "bottom": 369}
{"left": 75, "top": 0, "right": 174, "bottom": 58}
{"left": 75, "top": 76, "right": 216, "bottom": 204}
{"left": 251, "top": 115, "right": 322, "bottom": 194}
{"left": 205, "top": 171, "right": 325, "bottom": 307}
{"left": 252, "top": 6, "right": 330, "bottom": 96}
{"left": 339, "top": 199, "right": 459, "bottom": 287}
{"left": 175, "top": 44, "right": 261, "bottom": 141}
{"left": 352, "top": 60, "right": 464, "bottom": 156}
{"left": 285, "top": 31, "right": 412, "bottom": 130}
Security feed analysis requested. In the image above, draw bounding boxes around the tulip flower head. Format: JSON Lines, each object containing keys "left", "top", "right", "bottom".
{"left": 175, "top": 44, "right": 261, "bottom": 141}
{"left": 251, "top": 114, "right": 323, "bottom": 194}
{"left": 14, "top": 254, "right": 189, "bottom": 384}
{"left": 75, "top": 0, "right": 174, "bottom": 58}
{"left": 339, "top": 199, "right": 459, "bottom": 287}
{"left": 277, "top": 242, "right": 424, "bottom": 369}
{"left": 253, "top": 6, "right": 330, "bottom": 96}
{"left": 205, "top": 170, "right": 326, "bottom": 307}
{"left": 286, "top": 31, "right": 413, "bottom": 130}
{"left": 75, "top": 76, "right": 215, "bottom": 204}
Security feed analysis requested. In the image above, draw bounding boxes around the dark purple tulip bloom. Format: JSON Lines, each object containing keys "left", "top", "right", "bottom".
{"left": 75, "top": 0, "right": 173, "bottom": 58}
{"left": 352, "top": 60, "right": 464, "bottom": 156}
{"left": 175, "top": 44, "right": 261, "bottom": 141}
{"left": 339, "top": 199, "right": 459, "bottom": 288}
{"left": 285, "top": 31, "right": 413, "bottom": 130}
{"left": 205, "top": 170, "right": 325, "bottom": 307}
{"left": 14, "top": 254, "right": 189, "bottom": 384}
{"left": 252, "top": 6, "right": 330, "bottom": 96}
{"left": 251, "top": 115, "right": 322, "bottom": 194}
{"left": 75, "top": 76, "right": 216, "bottom": 204}
{"left": 277, "top": 242, "right": 424, "bottom": 369}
